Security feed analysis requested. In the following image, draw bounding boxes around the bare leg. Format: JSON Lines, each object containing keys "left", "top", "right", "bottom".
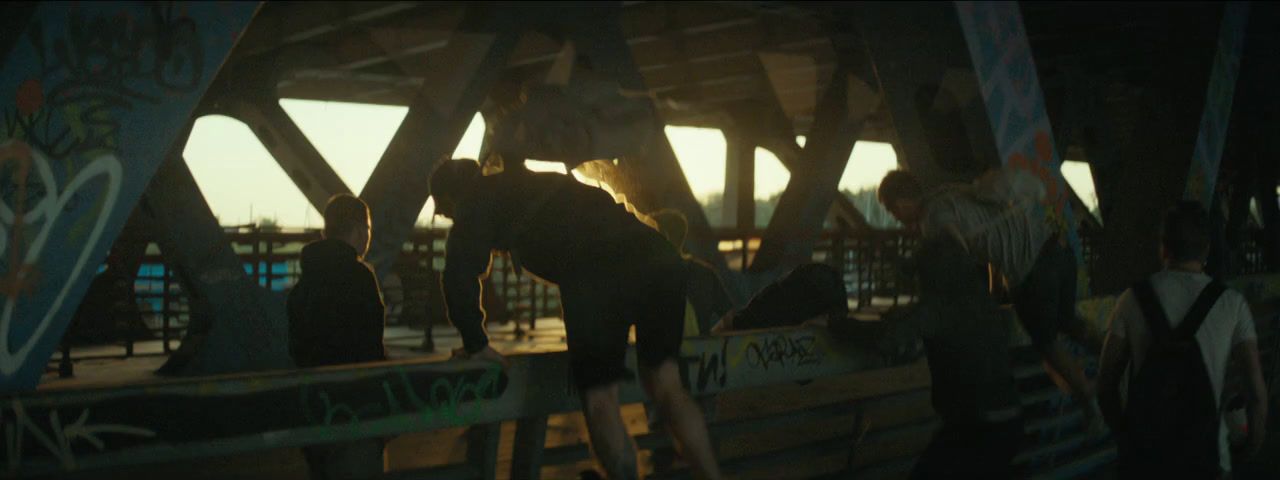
{"left": 641, "top": 360, "right": 722, "bottom": 480}
{"left": 581, "top": 383, "right": 639, "bottom": 480}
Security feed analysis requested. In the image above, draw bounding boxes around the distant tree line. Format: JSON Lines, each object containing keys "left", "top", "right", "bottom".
{"left": 699, "top": 187, "right": 903, "bottom": 230}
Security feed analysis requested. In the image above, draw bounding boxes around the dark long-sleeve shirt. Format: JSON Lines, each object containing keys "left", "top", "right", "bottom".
{"left": 912, "top": 236, "right": 1020, "bottom": 423}
{"left": 287, "top": 239, "right": 387, "bottom": 367}
{"left": 443, "top": 170, "right": 676, "bottom": 353}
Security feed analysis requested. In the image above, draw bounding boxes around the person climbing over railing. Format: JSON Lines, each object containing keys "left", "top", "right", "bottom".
{"left": 431, "top": 159, "right": 721, "bottom": 480}
{"left": 878, "top": 168, "right": 1105, "bottom": 436}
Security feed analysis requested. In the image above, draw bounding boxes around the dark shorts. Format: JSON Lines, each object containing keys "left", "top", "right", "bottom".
{"left": 559, "top": 251, "right": 687, "bottom": 391}
{"left": 1011, "top": 239, "right": 1082, "bottom": 351}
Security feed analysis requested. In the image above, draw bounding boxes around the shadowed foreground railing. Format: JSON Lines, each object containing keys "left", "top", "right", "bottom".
{"left": 16, "top": 275, "right": 1280, "bottom": 479}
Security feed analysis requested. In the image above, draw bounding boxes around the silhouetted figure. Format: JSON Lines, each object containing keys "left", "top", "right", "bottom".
{"left": 908, "top": 235, "right": 1023, "bottom": 479}
{"left": 878, "top": 168, "right": 1103, "bottom": 433}
{"left": 431, "top": 159, "right": 720, "bottom": 480}
{"left": 287, "top": 194, "right": 387, "bottom": 479}
{"left": 1098, "top": 201, "right": 1267, "bottom": 479}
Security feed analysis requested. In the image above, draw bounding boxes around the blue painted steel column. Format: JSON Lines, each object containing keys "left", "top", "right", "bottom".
{"left": 954, "top": 1, "right": 1087, "bottom": 294}
{"left": 0, "top": 3, "right": 260, "bottom": 392}
{"left": 1184, "top": 3, "right": 1250, "bottom": 207}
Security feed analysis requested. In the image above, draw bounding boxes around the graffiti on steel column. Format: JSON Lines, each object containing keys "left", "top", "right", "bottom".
{"left": 955, "top": 1, "right": 1085, "bottom": 292}
{"left": 1185, "top": 3, "right": 1249, "bottom": 207}
{"left": 0, "top": 141, "right": 121, "bottom": 377}
{"left": 0, "top": 2, "right": 259, "bottom": 390}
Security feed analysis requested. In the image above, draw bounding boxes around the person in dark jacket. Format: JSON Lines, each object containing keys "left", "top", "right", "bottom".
{"left": 908, "top": 235, "right": 1023, "bottom": 479}
{"left": 287, "top": 193, "right": 387, "bottom": 479}
{"left": 431, "top": 159, "right": 721, "bottom": 480}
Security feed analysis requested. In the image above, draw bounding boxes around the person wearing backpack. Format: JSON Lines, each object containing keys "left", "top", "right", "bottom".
{"left": 1098, "top": 201, "right": 1268, "bottom": 478}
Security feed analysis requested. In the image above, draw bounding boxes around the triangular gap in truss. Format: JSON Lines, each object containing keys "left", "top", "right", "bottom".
{"left": 663, "top": 126, "right": 727, "bottom": 227}
{"left": 277, "top": 98, "right": 408, "bottom": 194}
{"left": 1060, "top": 154, "right": 1102, "bottom": 226}
{"left": 278, "top": 101, "right": 495, "bottom": 228}
{"left": 836, "top": 140, "right": 902, "bottom": 230}
{"left": 752, "top": 147, "right": 791, "bottom": 229}
{"left": 184, "top": 115, "right": 320, "bottom": 229}
{"left": 769, "top": 136, "right": 902, "bottom": 231}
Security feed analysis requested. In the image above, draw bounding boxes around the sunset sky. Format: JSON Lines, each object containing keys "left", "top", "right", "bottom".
{"left": 182, "top": 98, "right": 1098, "bottom": 228}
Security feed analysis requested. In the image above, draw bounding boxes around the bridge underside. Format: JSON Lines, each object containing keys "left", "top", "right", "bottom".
{"left": 3, "top": 2, "right": 1280, "bottom": 479}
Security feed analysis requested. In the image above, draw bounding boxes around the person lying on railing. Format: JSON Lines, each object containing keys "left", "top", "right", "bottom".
{"left": 431, "top": 159, "right": 721, "bottom": 480}
{"left": 907, "top": 235, "right": 1024, "bottom": 479}
{"left": 878, "top": 167, "right": 1104, "bottom": 435}
{"left": 709, "top": 263, "right": 848, "bottom": 334}
{"left": 287, "top": 194, "right": 388, "bottom": 479}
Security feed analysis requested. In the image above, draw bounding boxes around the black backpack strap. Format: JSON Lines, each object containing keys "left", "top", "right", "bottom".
{"left": 1131, "top": 280, "right": 1172, "bottom": 341}
{"left": 1173, "top": 280, "right": 1227, "bottom": 340}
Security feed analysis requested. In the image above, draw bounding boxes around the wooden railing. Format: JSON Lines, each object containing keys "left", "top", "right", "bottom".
{"left": 24, "top": 274, "right": 1280, "bottom": 479}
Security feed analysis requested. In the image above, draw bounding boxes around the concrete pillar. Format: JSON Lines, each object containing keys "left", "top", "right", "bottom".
{"left": 1092, "top": 5, "right": 1229, "bottom": 292}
